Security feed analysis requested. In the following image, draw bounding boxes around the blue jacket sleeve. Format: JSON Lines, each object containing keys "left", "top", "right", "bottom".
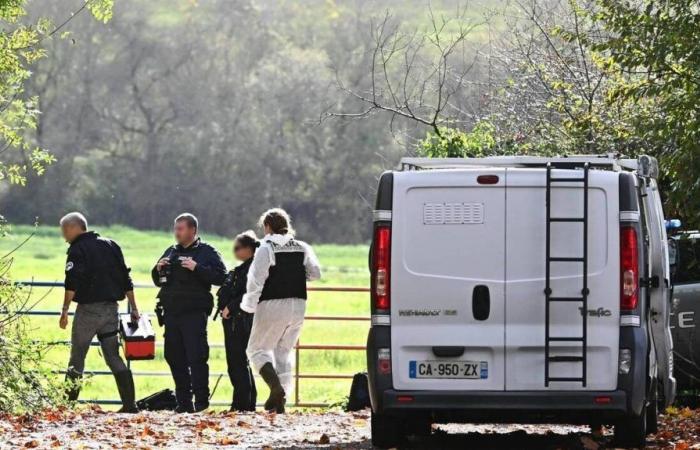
{"left": 194, "top": 246, "right": 227, "bottom": 286}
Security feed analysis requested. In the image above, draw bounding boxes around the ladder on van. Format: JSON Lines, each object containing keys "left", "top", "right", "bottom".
{"left": 544, "top": 162, "right": 590, "bottom": 387}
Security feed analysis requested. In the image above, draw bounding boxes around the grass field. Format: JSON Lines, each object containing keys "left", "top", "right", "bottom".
{"left": 1, "top": 224, "right": 370, "bottom": 409}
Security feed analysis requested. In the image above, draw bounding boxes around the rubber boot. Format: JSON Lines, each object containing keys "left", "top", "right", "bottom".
{"left": 259, "top": 362, "right": 285, "bottom": 414}
{"left": 65, "top": 370, "right": 82, "bottom": 402}
{"left": 114, "top": 370, "right": 139, "bottom": 413}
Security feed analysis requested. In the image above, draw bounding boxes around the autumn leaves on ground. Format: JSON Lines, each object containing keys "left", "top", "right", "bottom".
{"left": 0, "top": 407, "right": 371, "bottom": 449}
{"left": 1, "top": 406, "right": 699, "bottom": 449}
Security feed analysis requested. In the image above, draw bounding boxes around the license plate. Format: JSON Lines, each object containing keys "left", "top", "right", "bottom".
{"left": 409, "top": 360, "right": 488, "bottom": 379}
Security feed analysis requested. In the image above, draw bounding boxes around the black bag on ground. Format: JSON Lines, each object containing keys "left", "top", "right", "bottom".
{"left": 136, "top": 389, "right": 177, "bottom": 411}
{"left": 347, "top": 372, "right": 371, "bottom": 411}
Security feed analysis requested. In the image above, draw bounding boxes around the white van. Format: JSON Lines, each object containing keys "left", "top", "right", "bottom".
{"left": 367, "top": 155, "right": 675, "bottom": 448}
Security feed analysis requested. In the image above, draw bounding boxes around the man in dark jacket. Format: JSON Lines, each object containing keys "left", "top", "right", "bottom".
{"left": 58, "top": 212, "right": 140, "bottom": 413}
{"left": 152, "top": 213, "right": 226, "bottom": 413}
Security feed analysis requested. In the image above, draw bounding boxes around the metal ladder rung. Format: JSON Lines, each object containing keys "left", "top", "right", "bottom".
{"left": 549, "top": 296, "right": 584, "bottom": 302}
{"left": 550, "top": 217, "right": 585, "bottom": 222}
{"left": 547, "top": 377, "right": 585, "bottom": 382}
{"left": 547, "top": 356, "right": 584, "bottom": 362}
{"left": 550, "top": 177, "right": 585, "bottom": 182}
{"left": 548, "top": 337, "right": 584, "bottom": 342}
{"left": 549, "top": 257, "right": 584, "bottom": 262}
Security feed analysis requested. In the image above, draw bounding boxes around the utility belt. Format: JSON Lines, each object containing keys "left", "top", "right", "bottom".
{"left": 157, "top": 289, "right": 214, "bottom": 317}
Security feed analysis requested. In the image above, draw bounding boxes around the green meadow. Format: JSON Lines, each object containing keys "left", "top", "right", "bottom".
{"left": 1, "top": 224, "right": 370, "bottom": 409}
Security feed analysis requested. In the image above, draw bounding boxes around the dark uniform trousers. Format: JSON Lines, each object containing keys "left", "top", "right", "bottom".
{"left": 164, "top": 312, "right": 210, "bottom": 408}
{"left": 223, "top": 313, "right": 257, "bottom": 411}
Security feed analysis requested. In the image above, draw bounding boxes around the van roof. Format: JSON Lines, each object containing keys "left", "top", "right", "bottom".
{"left": 399, "top": 154, "right": 657, "bottom": 178}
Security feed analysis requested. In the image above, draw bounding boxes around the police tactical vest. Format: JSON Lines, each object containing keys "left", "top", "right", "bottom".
{"left": 259, "top": 239, "right": 307, "bottom": 301}
{"left": 157, "top": 240, "right": 217, "bottom": 315}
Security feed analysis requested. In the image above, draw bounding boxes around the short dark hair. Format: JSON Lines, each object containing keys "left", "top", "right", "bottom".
{"left": 234, "top": 230, "right": 259, "bottom": 250}
{"left": 174, "top": 213, "right": 198, "bottom": 230}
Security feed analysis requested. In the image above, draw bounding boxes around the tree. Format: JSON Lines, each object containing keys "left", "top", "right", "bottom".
{"left": 0, "top": 0, "right": 113, "bottom": 413}
{"left": 593, "top": 0, "right": 700, "bottom": 225}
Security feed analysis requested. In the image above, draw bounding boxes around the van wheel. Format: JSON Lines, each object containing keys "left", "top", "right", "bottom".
{"left": 614, "top": 403, "right": 647, "bottom": 448}
{"left": 646, "top": 382, "right": 659, "bottom": 435}
{"left": 371, "top": 411, "right": 403, "bottom": 449}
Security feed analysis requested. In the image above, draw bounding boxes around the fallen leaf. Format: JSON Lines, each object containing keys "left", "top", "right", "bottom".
{"left": 141, "top": 425, "right": 156, "bottom": 438}
{"left": 317, "top": 433, "right": 330, "bottom": 445}
{"left": 23, "top": 441, "right": 39, "bottom": 449}
{"left": 675, "top": 442, "right": 690, "bottom": 450}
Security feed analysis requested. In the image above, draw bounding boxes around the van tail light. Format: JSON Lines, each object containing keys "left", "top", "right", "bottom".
{"left": 377, "top": 348, "right": 391, "bottom": 374}
{"left": 620, "top": 226, "right": 639, "bottom": 310}
{"left": 373, "top": 225, "right": 391, "bottom": 311}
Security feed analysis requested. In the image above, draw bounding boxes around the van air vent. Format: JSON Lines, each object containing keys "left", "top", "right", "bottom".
{"left": 423, "top": 202, "right": 484, "bottom": 225}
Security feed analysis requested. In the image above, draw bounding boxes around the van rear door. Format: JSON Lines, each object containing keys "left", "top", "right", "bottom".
{"left": 643, "top": 178, "right": 676, "bottom": 405}
{"left": 391, "top": 169, "right": 505, "bottom": 391}
{"left": 505, "top": 168, "right": 620, "bottom": 391}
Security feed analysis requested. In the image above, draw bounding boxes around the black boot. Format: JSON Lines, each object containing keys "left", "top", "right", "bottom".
{"left": 114, "top": 370, "right": 138, "bottom": 413}
{"left": 65, "top": 370, "right": 82, "bottom": 402}
{"left": 259, "top": 363, "right": 285, "bottom": 414}
{"left": 175, "top": 403, "right": 194, "bottom": 414}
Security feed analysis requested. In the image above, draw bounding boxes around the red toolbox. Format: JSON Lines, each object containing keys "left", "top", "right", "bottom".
{"left": 119, "top": 314, "right": 156, "bottom": 360}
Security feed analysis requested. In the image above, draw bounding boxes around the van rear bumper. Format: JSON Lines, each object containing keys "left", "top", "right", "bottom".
{"left": 381, "top": 389, "right": 628, "bottom": 423}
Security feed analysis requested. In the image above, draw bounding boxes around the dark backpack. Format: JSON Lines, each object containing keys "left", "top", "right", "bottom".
{"left": 347, "top": 372, "right": 371, "bottom": 411}
{"left": 136, "top": 389, "right": 177, "bottom": 411}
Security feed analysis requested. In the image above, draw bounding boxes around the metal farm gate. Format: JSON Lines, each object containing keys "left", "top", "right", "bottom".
{"left": 13, "top": 281, "right": 370, "bottom": 408}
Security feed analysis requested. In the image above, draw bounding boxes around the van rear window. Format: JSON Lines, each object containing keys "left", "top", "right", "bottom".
{"left": 674, "top": 238, "right": 700, "bottom": 284}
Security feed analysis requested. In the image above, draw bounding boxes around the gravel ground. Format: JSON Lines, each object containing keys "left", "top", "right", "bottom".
{"left": 0, "top": 406, "right": 697, "bottom": 449}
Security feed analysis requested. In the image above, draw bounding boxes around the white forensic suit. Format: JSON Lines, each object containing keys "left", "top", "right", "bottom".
{"left": 241, "top": 233, "right": 321, "bottom": 394}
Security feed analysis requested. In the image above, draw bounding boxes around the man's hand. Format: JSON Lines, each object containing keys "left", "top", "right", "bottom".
{"left": 59, "top": 312, "right": 69, "bottom": 329}
{"left": 181, "top": 257, "right": 197, "bottom": 271}
{"left": 156, "top": 257, "right": 170, "bottom": 271}
{"left": 221, "top": 306, "right": 231, "bottom": 319}
{"left": 130, "top": 308, "right": 141, "bottom": 323}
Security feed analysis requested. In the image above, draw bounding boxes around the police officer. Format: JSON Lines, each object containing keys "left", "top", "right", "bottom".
{"left": 216, "top": 230, "right": 259, "bottom": 412}
{"left": 58, "top": 212, "right": 140, "bottom": 413}
{"left": 152, "top": 213, "right": 226, "bottom": 413}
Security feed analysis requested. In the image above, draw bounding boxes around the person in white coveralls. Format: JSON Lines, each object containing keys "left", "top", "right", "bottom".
{"left": 240, "top": 208, "right": 321, "bottom": 413}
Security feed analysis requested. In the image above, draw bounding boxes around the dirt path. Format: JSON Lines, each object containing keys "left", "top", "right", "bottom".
{"left": 0, "top": 406, "right": 697, "bottom": 449}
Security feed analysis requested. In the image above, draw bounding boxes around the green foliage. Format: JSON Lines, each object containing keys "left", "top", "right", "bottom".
{"left": 86, "top": 0, "right": 113, "bottom": 23}
{"left": 593, "top": 0, "right": 700, "bottom": 225}
{"left": 0, "top": 0, "right": 112, "bottom": 186}
{"left": 0, "top": 0, "right": 114, "bottom": 413}
{"left": 0, "top": 221, "right": 65, "bottom": 413}
{"left": 419, "top": 122, "right": 496, "bottom": 158}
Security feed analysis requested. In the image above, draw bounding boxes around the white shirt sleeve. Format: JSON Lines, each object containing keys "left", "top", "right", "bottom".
{"left": 303, "top": 242, "right": 322, "bottom": 282}
{"left": 240, "top": 244, "right": 274, "bottom": 313}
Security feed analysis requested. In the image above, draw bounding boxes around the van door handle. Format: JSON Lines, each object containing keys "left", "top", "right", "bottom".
{"left": 432, "top": 346, "right": 465, "bottom": 358}
{"left": 472, "top": 285, "right": 490, "bottom": 321}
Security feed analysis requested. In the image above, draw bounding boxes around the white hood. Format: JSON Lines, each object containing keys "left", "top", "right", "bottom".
{"left": 264, "top": 233, "right": 294, "bottom": 247}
